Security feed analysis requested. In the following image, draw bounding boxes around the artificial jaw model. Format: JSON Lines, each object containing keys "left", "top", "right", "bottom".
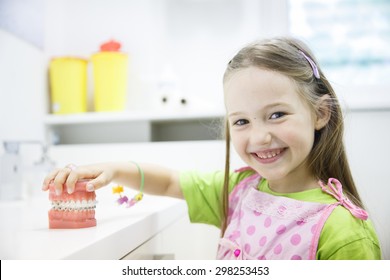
{"left": 48, "top": 181, "right": 96, "bottom": 229}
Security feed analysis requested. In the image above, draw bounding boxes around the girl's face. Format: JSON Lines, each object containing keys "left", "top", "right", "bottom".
{"left": 224, "top": 67, "right": 321, "bottom": 192}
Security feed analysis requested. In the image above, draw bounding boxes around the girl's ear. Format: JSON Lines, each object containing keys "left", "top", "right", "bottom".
{"left": 315, "top": 94, "right": 331, "bottom": 130}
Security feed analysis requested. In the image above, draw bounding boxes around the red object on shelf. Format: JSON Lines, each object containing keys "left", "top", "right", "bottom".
{"left": 100, "top": 40, "right": 121, "bottom": 52}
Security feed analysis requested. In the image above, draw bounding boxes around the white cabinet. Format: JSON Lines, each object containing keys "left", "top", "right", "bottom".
{"left": 120, "top": 231, "right": 174, "bottom": 260}
{"left": 120, "top": 216, "right": 220, "bottom": 260}
{"left": 44, "top": 111, "right": 224, "bottom": 145}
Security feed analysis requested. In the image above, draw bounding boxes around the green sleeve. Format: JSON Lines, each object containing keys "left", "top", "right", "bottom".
{"left": 179, "top": 170, "right": 253, "bottom": 228}
{"left": 317, "top": 207, "right": 382, "bottom": 259}
{"left": 326, "top": 238, "right": 381, "bottom": 260}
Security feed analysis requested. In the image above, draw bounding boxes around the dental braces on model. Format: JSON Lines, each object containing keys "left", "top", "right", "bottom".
{"left": 48, "top": 178, "right": 97, "bottom": 229}
{"left": 51, "top": 199, "right": 97, "bottom": 211}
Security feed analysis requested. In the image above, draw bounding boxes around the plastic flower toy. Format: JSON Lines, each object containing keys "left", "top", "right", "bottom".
{"left": 112, "top": 185, "right": 143, "bottom": 208}
{"left": 112, "top": 162, "right": 145, "bottom": 208}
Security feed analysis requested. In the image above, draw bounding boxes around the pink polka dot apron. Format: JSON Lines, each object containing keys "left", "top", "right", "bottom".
{"left": 217, "top": 171, "right": 368, "bottom": 260}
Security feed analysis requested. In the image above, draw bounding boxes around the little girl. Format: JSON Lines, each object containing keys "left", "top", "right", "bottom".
{"left": 42, "top": 37, "right": 381, "bottom": 260}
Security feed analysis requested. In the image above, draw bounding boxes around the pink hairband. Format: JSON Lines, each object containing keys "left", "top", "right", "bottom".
{"left": 298, "top": 50, "right": 320, "bottom": 79}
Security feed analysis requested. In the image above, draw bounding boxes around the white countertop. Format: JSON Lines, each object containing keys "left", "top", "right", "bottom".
{"left": 0, "top": 187, "right": 186, "bottom": 259}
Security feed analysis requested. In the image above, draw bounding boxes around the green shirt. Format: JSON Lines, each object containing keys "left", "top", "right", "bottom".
{"left": 180, "top": 169, "right": 382, "bottom": 260}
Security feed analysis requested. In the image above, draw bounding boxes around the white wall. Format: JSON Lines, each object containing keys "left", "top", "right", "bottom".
{"left": 0, "top": 29, "right": 46, "bottom": 143}
{"left": 344, "top": 110, "right": 390, "bottom": 259}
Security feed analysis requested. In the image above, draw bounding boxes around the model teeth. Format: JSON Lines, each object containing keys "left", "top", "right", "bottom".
{"left": 51, "top": 199, "right": 97, "bottom": 211}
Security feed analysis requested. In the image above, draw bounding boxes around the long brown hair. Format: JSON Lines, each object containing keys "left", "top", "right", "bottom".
{"left": 220, "top": 37, "right": 364, "bottom": 235}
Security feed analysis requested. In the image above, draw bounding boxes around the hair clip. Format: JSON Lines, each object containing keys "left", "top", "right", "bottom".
{"left": 298, "top": 50, "right": 320, "bottom": 79}
{"left": 112, "top": 162, "right": 145, "bottom": 208}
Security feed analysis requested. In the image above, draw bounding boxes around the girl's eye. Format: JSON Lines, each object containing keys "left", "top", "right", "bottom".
{"left": 270, "top": 112, "right": 285, "bottom": 119}
{"left": 233, "top": 119, "right": 249, "bottom": 126}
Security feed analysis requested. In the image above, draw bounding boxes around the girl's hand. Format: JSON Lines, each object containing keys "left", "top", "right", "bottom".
{"left": 42, "top": 163, "right": 115, "bottom": 195}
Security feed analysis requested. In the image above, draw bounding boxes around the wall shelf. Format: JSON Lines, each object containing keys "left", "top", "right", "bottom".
{"left": 44, "top": 110, "right": 225, "bottom": 145}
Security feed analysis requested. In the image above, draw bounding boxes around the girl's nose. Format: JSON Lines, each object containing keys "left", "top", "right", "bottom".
{"left": 250, "top": 125, "right": 272, "bottom": 146}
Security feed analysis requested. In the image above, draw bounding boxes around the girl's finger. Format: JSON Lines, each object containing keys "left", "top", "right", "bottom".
{"left": 52, "top": 164, "right": 76, "bottom": 195}
{"left": 64, "top": 166, "right": 80, "bottom": 194}
{"left": 85, "top": 173, "right": 110, "bottom": 192}
{"left": 42, "top": 168, "right": 61, "bottom": 191}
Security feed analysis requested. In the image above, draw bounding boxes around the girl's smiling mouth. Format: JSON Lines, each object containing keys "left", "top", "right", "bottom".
{"left": 251, "top": 148, "right": 287, "bottom": 164}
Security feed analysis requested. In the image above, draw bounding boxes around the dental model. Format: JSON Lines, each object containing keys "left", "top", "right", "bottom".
{"left": 48, "top": 180, "right": 97, "bottom": 229}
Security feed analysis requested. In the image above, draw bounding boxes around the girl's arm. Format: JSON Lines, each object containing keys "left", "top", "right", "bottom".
{"left": 42, "top": 162, "right": 183, "bottom": 199}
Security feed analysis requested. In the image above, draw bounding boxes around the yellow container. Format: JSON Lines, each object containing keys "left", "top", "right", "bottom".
{"left": 49, "top": 57, "right": 88, "bottom": 114}
{"left": 91, "top": 52, "right": 128, "bottom": 112}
